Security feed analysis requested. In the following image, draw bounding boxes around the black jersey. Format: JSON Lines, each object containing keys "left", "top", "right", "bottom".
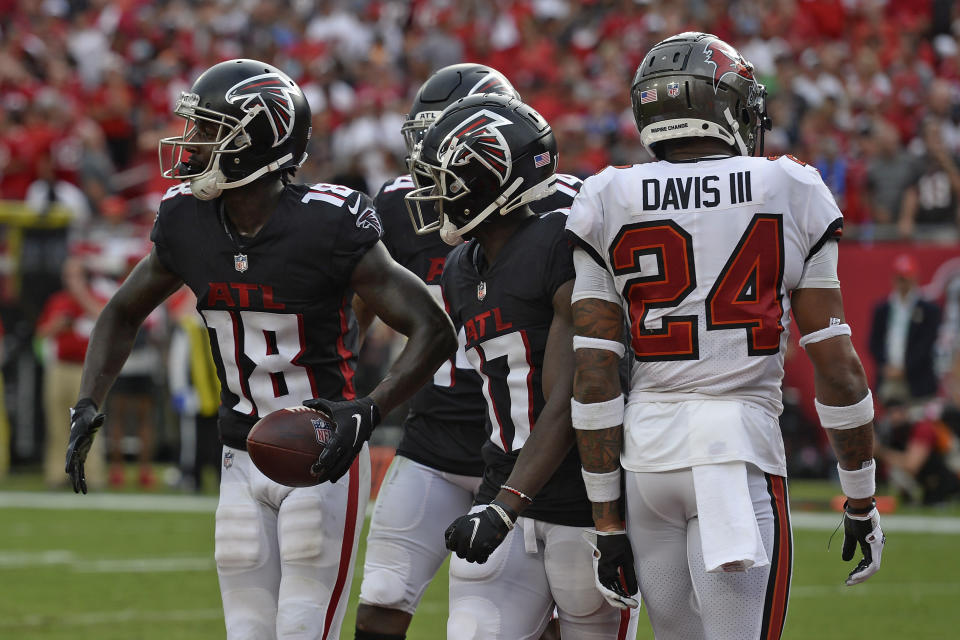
{"left": 151, "top": 181, "right": 381, "bottom": 450}
{"left": 375, "top": 173, "right": 583, "bottom": 477}
{"left": 440, "top": 211, "right": 591, "bottom": 527}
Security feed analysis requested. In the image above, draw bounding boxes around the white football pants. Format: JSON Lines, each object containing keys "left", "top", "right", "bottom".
{"left": 359, "top": 455, "right": 481, "bottom": 614}
{"left": 625, "top": 464, "right": 792, "bottom": 640}
{"left": 448, "top": 514, "right": 638, "bottom": 640}
{"left": 215, "top": 444, "right": 370, "bottom": 640}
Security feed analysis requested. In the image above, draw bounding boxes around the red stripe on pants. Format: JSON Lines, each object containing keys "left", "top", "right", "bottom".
{"left": 321, "top": 456, "right": 360, "bottom": 640}
{"left": 762, "top": 475, "right": 792, "bottom": 640}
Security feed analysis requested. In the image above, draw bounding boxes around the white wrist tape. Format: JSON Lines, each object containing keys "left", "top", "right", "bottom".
{"left": 571, "top": 395, "right": 625, "bottom": 430}
{"left": 838, "top": 459, "right": 876, "bottom": 499}
{"left": 581, "top": 468, "right": 621, "bottom": 502}
{"left": 573, "top": 336, "right": 625, "bottom": 358}
{"left": 798, "top": 323, "right": 851, "bottom": 348}
{"left": 815, "top": 390, "right": 874, "bottom": 430}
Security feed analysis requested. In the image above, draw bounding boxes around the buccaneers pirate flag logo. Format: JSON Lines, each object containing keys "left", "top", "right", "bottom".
{"left": 703, "top": 40, "right": 755, "bottom": 94}
{"left": 439, "top": 109, "right": 514, "bottom": 186}
{"left": 225, "top": 73, "right": 302, "bottom": 148}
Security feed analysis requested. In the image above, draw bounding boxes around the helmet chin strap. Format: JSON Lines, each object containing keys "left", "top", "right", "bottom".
{"left": 439, "top": 218, "right": 464, "bottom": 246}
{"left": 440, "top": 177, "right": 526, "bottom": 245}
{"left": 190, "top": 167, "right": 225, "bottom": 201}
{"left": 188, "top": 152, "right": 294, "bottom": 201}
{"left": 723, "top": 107, "right": 749, "bottom": 156}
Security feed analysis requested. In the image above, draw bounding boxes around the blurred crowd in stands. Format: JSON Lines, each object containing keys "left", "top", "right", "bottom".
{"left": 0, "top": 0, "right": 958, "bottom": 501}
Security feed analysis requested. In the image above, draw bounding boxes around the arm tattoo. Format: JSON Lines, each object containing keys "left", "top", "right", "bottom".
{"left": 592, "top": 500, "right": 621, "bottom": 524}
{"left": 826, "top": 424, "right": 874, "bottom": 470}
{"left": 571, "top": 298, "right": 626, "bottom": 474}
{"left": 575, "top": 427, "right": 622, "bottom": 472}
{"left": 572, "top": 298, "right": 623, "bottom": 342}
{"left": 572, "top": 298, "right": 623, "bottom": 403}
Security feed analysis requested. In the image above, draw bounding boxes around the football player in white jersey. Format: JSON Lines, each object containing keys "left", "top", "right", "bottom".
{"left": 566, "top": 32, "right": 885, "bottom": 640}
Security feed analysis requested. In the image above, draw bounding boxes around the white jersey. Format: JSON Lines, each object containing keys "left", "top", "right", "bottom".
{"left": 566, "top": 155, "right": 843, "bottom": 474}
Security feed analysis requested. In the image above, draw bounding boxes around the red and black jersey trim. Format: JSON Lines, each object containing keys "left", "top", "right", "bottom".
{"left": 804, "top": 217, "right": 844, "bottom": 262}
{"left": 760, "top": 473, "right": 793, "bottom": 640}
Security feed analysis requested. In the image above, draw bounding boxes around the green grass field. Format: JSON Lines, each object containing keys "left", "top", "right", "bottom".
{"left": 1, "top": 479, "right": 959, "bottom": 639}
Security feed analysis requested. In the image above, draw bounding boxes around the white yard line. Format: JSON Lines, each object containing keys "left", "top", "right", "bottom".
{"left": 0, "top": 549, "right": 213, "bottom": 572}
{"left": 2, "top": 491, "right": 959, "bottom": 533}
{"left": 791, "top": 581, "right": 960, "bottom": 598}
{"left": 791, "top": 511, "right": 960, "bottom": 534}
{"left": 0, "top": 491, "right": 217, "bottom": 512}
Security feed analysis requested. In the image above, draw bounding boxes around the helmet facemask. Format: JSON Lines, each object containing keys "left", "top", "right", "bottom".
{"left": 406, "top": 140, "right": 488, "bottom": 246}
{"left": 158, "top": 92, "right": 260, "bottom": 200}
{"left": 401, "top": 111, "right": 441, "bottom": 156}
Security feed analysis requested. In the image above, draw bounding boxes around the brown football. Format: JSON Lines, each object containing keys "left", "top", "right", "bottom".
{"left": 246, "top": 406, "right": 335, "bottom": 487}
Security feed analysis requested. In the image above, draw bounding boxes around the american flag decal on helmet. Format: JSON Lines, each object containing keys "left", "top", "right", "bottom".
{"left": 225, "top": 73, "right": 302, "bottom": 147}
{"left": 440, "top": 109, "right": 514, "bottom": 186}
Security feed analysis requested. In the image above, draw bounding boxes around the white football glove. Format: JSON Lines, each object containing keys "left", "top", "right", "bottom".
{"left": 842, "top": 501, "right": 885, "bottom": 586}
{"left": 583, "top": 530, "right": 641, "bottom": 609}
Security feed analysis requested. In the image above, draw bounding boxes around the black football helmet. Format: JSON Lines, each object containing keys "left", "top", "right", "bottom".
{"left": 632, "top": 32, "right": 771, "bottom": 158}
{"left": 405, "top": 93, "right": 557, "bottom": 246}
{"left": 401, "top": 63, "right": 519, "bottom": 156}
{"left": 159, "top": 59, "right": 311, "bottom": 200}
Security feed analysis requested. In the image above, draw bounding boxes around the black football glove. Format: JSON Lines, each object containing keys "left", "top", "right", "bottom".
{"left": 583, "top": 530, "right": 641, "bottom": 609}
{"left": 445, "top": 500, "right": 517, "bottom": 563}
{"left": 841, "top": 500, "right": 885, "bottom": 586}
{"left": 65, "top": 398, "right": 105, "bottom": 494}
{"left": 303, "top": 396, "right": 380, "bottom": 483}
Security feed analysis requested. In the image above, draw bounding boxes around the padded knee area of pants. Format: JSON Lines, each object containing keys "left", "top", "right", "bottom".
{"left": 276, "top": 569, "right": 332, "bottom": 639}
{"left": 276, "top": 597, "right": 325, "bottom": 639}
{"left": 215, "top": 498, "right": 264, "bottom": 570}
{"left": 448, "top": 597, "right": 500, "bottom": 640}
{"left": 278, "top": 496, "right": 328, "bottom": 564}
{"left": 222, "top": 587, "right": 277, "bottom": 640}
{"left": 359, "top": 567, "right": 409, "bottom": 609}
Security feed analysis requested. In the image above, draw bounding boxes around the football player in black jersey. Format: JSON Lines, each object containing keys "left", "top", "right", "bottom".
{"left": 63, "top": 59, "right": 456, "bottom": 640}
{"left": 352, "top": 64, "right": 582, "bottom": 640}
{"left": 406, "top": 94, "right": 637, "bottom": 639}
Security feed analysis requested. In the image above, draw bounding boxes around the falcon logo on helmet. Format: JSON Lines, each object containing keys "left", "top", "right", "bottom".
{"left": 225, "top": 73, "right": 302, "bottom": 147}
{"left": 440, "top": 110, "right": 513, "bottom": 186}
{"left": 469, "top": 73, "right": 514, "bottom": 96}
{"left": 703, "top": 41, "right": 755, "bottom": 94}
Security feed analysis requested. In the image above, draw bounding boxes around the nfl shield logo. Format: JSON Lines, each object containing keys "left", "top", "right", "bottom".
{"left": 234, "top": 253, "right": 248, "bottom": 273}
{"left": 223, "top": 450, "right": 234, "bottom": 469}
{"left": 477, "top": 281, "right": 487, "bottom": 301}
{"left": 667, "top": 82, "right": 680, "bottom": 98}
{"left": 312, "top": 417, "right": 332, "bottom": 446}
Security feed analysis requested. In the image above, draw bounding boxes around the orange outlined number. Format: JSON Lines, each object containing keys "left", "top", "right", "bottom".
{"left": 609, "top": 221, "right": 698, "bottom": 361}
{"left": 705, "top": 214, "right": 785, "bottom": 355}
{"left": 609, "top": 216, "right": 785, "bottom": 361}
